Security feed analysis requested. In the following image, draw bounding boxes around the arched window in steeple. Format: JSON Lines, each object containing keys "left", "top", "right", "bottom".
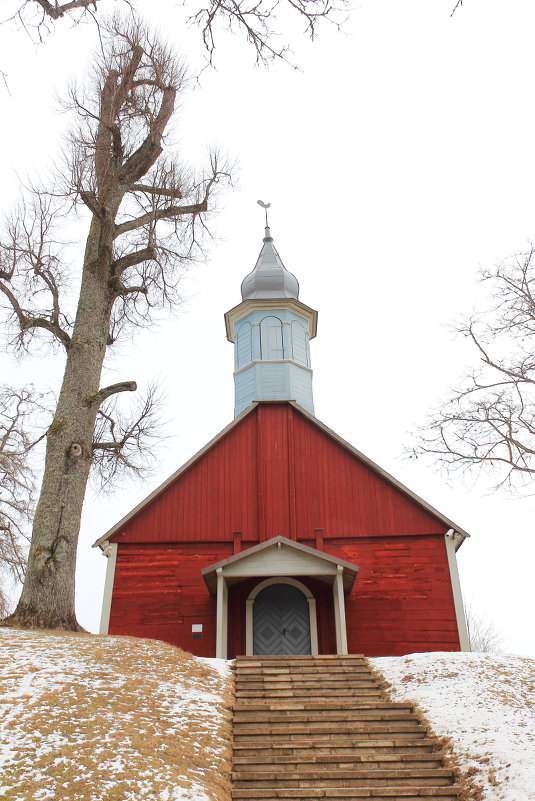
{"left": 236, "top": 322, "right": 253, "bottom": 369}
{"left": 260, "top": 316, "right": 285, "bottom": 360}
{"left": 291, "top": 320, "right": 309, "bottom": 366}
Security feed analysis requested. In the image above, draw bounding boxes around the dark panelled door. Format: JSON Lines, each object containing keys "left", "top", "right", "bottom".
{"left": 253, "top": 583, "right": 311, "bottom": 655}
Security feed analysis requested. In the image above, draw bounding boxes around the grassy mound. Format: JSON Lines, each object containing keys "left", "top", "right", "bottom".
{"left": 0, "top": 629, "right": 233, "bottom": 801}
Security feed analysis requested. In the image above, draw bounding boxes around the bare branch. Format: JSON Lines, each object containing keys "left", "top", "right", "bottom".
{"left": 465, "top": 604, "right": 502, "bottom": 652}
{"left": 89, "top": 381, "right": 137, "bottom": 409}
{"left": 80, "top": 191, "right": 103, "bottom": 217}
{"left": 33, "top": 0, "right": 101, "bottom": 19}
{"left": 0, "top": 192, "right": 73, "bottom": 352}
{"left": 111, "top": 247, "right": 156, "bottom": 277}
{"left": 0, "top": 275, "right": 71, "bottom": 350}
{"left": 189, "top": 0, "right": 348, "bottom": 67}
{"left": 118, "top": 85, "right": 177, "bottom": 186}
{"left": 409, "top": 246, "right": 535, "bottom": 493}
{"left": 91, "top": 384, "right": 164, "bottom": 490}
{"left": 9, "top": 0, "right": 347, "bottom": 70}
{"left": 0, "top": 385, "right": 50, "bottom": 611}
{"left": 131, "top": 184, "right": 184, "bottom": 199}
{"left": 114, "top": 201, "right": 208, "bottom": 238}
{"left": 2, "top": 0, "right": 106, "bottom": 45}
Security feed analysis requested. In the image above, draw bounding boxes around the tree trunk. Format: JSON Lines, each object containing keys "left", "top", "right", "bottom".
{"left": 3, "top": 216, "right": 115, "bottom": 630}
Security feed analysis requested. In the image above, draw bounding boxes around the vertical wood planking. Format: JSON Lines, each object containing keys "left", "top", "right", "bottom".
{"left": 106, "top": 403, "right": 464, "bottom": 658}
{"left": 287, "top": 406, "right": 297, "bottom": 540}
{"left": 111, "top": 403, "right": 447, "bottom": 546}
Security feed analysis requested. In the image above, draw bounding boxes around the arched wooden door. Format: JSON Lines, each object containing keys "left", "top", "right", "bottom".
{"left": 253, "top": 582, "right": 311, "bottom": 655}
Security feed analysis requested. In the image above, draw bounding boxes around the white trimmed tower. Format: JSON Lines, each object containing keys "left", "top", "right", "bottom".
{"left": 225, "top": 226, "right": 318, "bottom": 417}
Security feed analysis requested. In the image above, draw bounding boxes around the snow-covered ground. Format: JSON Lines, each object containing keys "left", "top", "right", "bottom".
{"left": 372, "top": 652, "right": 535, "bottom": 801}
{"left": 0, "top": 629, "right": 233, "bottom": 801}
{"left": 1, "top": 630, "right": 533, "bottom": 800}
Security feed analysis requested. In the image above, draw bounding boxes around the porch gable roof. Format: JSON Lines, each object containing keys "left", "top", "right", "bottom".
{"left": 201, "top": 536, "right": 359, "bottom": 595}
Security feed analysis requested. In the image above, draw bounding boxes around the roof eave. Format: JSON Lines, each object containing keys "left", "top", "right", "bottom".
{"left": 224, "top": 298, "right": 318, "bottom": 342}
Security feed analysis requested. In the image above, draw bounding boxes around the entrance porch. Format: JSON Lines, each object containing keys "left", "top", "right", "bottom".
{"left": 201, "top": 536, "right": 359, "bottom": 659}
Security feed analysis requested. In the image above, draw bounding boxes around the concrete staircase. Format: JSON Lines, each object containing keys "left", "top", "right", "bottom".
{"left": 231, "top": 654, "right": 461, "bottom": 800}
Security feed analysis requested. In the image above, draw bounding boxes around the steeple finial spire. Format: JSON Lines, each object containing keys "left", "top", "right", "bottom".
{"left": 257, "top": 199, "right": 271, "bottom": 229}
{"left": 240, "top": 204, "right": 299, "bottom": 301}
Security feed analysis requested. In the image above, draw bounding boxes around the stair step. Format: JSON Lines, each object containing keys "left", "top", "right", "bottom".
{"left": 233, "top": 768, "right": 455, "bottom": 788}
{"left": 232, "top": 738, "right": 441, "bottom": 758}
{"left": 234, "top": 723, "right": 425, "bottom": 735}
{"left": 235, "top": 687, "right": 384, "bottom": 700}
{"left": 233, "top": 712, "right": 416, "bottom": 724}
{"left": 233, "top": 754, "right": 444, "bottom": 768}
{"left": 236, "top": 655, "right": 366, "bottom": 662}
{"left": 236, "top": 671, "right": 376, "bottom": 687}
{"left": 234, "top": 696, "right": 413, "bottom": 713}
{"left": 236, "top": 665, "right": 372, "bottom": 674}
{"left": 235, "top": 668, "right": 377, "bottom": 675}
{"left": 232, "top": 789, "right": 461, "bottom": 799}
{"left": 236, "top": 685, "right": 379, "bottom": 693}
{"left": 234, "top": 730, "right": 432, "bottom": 748}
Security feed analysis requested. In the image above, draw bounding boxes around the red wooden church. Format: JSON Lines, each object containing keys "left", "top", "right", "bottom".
{"left": 94, "top": 223, "right": 470, "bottom": 659}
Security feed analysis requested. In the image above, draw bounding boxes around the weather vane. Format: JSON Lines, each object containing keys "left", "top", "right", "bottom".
{"left": 257, "top": 199, "right": 271, "bottom": 227}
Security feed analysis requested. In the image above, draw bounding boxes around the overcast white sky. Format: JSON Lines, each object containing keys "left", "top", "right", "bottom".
{"left": 1, "top": 0, "right": 534, "bottom": 656}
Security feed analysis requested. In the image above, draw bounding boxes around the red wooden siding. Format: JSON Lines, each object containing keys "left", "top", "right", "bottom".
{"left": 105, "top": 402, "right": 462, "bottom": 657}
{"left": 110, "top": 404, "right": 446, "bottom": 546}
{"left": 108, "top": 534, "right": 459, "bottom": 658}
{"left": 329, "top": 535, "right": 460, "bottom": 655}
{"left": 108, "top": 542, "right": 232, "bottom": 657}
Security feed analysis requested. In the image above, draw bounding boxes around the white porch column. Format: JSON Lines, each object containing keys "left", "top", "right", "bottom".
{"left": 307, "top": 597, "right": 319, "bottom": 655}
{"left": 245, "top": 599, "right": 254, "bottom": 655}
{"left": 216, "top": 567, "right": 228, "bottom": 659}
{"left": 333, "top": 565, "right": 348, "bottom": 655}
{"left": 99, "top": 542, "right": 118, "bottom": 635}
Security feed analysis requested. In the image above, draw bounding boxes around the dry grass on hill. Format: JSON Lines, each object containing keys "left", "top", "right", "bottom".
{"left": 0, "top": 628, "right": 233, "bottom": 801}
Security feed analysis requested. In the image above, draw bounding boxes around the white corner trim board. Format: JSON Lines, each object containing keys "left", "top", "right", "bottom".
{"left": 99, "top": 542, "right": 118, "bottom": 635}
{"left": 444, "top": 530, "right": 470, "bottom": 651}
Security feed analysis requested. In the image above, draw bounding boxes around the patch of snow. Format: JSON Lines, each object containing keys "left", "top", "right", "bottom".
{"left": 372, "top": 652, "right": 535, "bottom": 801}
{"left": 197, "top": 656, "right": 233, "bottom": 677}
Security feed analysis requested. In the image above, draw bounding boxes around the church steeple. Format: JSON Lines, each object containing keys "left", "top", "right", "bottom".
{"left": 225, "top": 213, "right": 318, "bottom": 417}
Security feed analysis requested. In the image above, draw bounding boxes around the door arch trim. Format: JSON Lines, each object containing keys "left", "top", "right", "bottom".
{"left": 245, "top": 577, "right": 318, "bottom": 656}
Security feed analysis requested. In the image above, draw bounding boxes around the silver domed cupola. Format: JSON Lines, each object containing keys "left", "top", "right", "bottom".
{"left": 241, "top": 227, "right": 300, "bottom": 300}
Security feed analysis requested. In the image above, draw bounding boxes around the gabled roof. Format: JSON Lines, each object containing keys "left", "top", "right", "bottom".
{"left": 93, "top": 401, "right": 469, "bottom": 549}
{"left": 201, "top": 535, "right": 359, "bottom": 594}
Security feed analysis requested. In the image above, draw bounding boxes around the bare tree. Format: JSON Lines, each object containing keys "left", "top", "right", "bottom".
{"left": 0, "top": 386, "right": 45, "bottom": 616}
{"left": 0, "top": 15, "right": 230, "bottom": 630}
{"left": 7, "top": 0, "right": 347, "bottom": 65}
{"left": 465, "top": 605, "right": 502, "bottom": 652}
{"left": 410, "top": 248, "right": 535, "bottom": 493}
